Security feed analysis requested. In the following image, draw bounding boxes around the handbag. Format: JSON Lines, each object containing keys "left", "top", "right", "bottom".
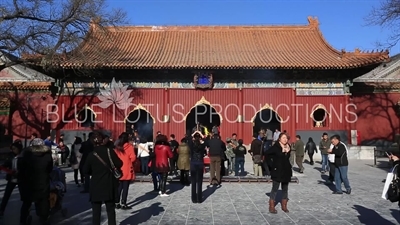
{"left": 93, "top": 149, "right": 122, "bottom": 179}
{"left": 253, "top": 142, "right": 264, "bottom": 164}
{"left": 383, "top": 165, "right": 400, "bottom": 202}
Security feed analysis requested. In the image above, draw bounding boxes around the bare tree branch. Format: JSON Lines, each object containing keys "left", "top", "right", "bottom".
{"left": 0, "top": 0, "right": 126, "bottom": 68}
{"left": 366, "top": 0, "right": 400, "bottom": 49}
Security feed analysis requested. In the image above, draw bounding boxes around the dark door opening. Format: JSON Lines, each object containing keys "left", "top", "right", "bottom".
{"left": 312, "top": 109, "right": 328, "bottom": 127}
{"left": 185, "top": 104, "right": 221, "bottom": 136}
{"left": 77, "top": 109, "right": 95, "bottom": 128}
{"left": 125, "top": 109, "right": 154, "bottom": 142}
{"left": 252, "top": 109, "right": 281, "bottom": 136}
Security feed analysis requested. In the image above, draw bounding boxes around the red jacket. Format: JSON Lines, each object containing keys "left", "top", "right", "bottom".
{"left": 115, "top": 143, "right": 137, "bottom": 180}
{"left": 154, "top": 144, "right": 173, "bottom": 173}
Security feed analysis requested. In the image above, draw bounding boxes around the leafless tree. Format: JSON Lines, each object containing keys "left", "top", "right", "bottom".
{"left": 0, "top": 0, "right": 126, "bottom": 67}
{"left": 366, "top": 0, "right": 400, "bottom": 48}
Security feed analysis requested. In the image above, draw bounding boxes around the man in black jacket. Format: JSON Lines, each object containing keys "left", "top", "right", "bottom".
{"left": 79, "top": 132, "right": 94, "bottom": 193}
{"left": 207, "top": 134, "right": 226, "bottom": 185}
{"left": 327, "top": 135, "right": 351, "bottom": 195}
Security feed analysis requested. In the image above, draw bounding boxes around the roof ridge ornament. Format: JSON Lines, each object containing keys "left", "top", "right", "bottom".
{"left": 307, "top": 16, "right": 319, "bottom": 29}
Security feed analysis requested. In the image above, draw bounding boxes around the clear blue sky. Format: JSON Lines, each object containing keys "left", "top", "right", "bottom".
{"left": 107, "top": 0, "right": 400, "bottom": 56}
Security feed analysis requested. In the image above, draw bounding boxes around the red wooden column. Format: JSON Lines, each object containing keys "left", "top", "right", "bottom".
{"left": 238, "top": 88, "right": 244, "bottom": 141}
{"left": 345, "top": 94, "right": 351, "bottom": 141}
{"left": 164, "top": 88, "right": 169, "bottom": 135}
{"left": 291, "top": 88, "right": 296, "bottom": 139}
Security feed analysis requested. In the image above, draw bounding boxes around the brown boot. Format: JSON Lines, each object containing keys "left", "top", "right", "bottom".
{"left": 281, "top": 199, "right": 289, "bottom": 213}
{"left": 269, "top": 199, "right": 277, "bottom": 214}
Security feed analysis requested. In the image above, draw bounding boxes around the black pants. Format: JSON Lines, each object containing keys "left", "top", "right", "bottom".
{"left": 329, "top": 162, "right": 336, "bottom": 182}
{"left": 118, "top": 180, "right": 130, "bottom": 204}
{"left": 61, "top": 152, "right": 67, "bottom": 164}
{"left": 0, "top": 181, "right": 17, "bottom": 212}
{"left": 191, "top": 164, "right": 204, "bottom": 202}
{"left": 269, "top": 181, "right": 289, "bottom": 200}
{"left": 169, "top": 158, "right": 177, "bottom": 174}
{"left": 308, "top": 153, "right": 314, "bottom": 164}
{"left": 159, "top": 172, "right": 168, "bottom": 194}
{"left": 263, "top": 159, "right": 271, "bottom": 176}
{"left": 74, "top": 169, "right": 83, "bottom": 185}
{"left": 20, "top": 198, "right": 50, "bottom": 224}
{"left": 180, "top": 170, "right": 189, "bottom": 184}
{"left": 81, "top": 170, "right": 91, "bottom": 191}
{"left": 92, "top": 201, "right": 116, "bottom": 225}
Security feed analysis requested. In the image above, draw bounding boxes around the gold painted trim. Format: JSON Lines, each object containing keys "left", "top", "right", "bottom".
{"left": 183, "top": 96, "right": 223, "bottom": 122}
{"left": 309, "top": 104, "right": 331, "bottom": 118}
{"left": 75, "top": 104, "right": 98, "bottom": 119}
{"left": 124, "top": 103, "right": 156, "bottom": 124}
{"left": 251, "top": 103, "right": 283, "bottom": 122}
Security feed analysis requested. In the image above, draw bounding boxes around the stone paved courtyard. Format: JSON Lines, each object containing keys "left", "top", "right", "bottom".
{"left": 1, "top": 159, "right": 400, "bottom": 225}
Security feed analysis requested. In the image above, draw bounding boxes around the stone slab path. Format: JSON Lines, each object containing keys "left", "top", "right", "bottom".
{"left": 0, "top": 159, "right": 399, "bottom": 225}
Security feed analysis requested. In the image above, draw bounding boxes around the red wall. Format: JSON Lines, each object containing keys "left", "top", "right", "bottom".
{"left": 295, "top": 96, "right": 349, "bottom": 130}
{"left": 0, "top": 91, "right": 55, "bottom": 141}
{"left": 51, "top": 88, "right": 350, "bottom": 144}
{"left": 351, "top": 92, "right": 400, "bottom": 144}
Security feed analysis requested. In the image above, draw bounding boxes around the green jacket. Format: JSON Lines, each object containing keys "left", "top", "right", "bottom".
{"left": 293, "top": 140, "right": 305, "bottom": 157}
{"left": 319, "top": 139, "right": 330, "bottom": 155}
{"left": 225, "top": 144, "right": 235, "bottom": 158}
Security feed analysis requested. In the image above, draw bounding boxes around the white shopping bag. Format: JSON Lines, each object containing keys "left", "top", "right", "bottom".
{"left": 382, "top": 165, "right": 398, "bottom": 200}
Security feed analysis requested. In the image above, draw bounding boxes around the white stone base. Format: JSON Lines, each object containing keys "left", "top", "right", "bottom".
{"left": 347, "top": 145, "right": 375, "bottom": 160}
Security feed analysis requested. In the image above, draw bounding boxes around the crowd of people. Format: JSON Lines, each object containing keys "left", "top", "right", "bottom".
{"left": 0, "top": 126, "right": 353, "bottom": 225}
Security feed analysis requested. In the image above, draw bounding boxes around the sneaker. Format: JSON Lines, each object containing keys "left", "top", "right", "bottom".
{"left": 346, "top": 189, "right": 352, "bottom": 195}
{"left": 116, "top": 204, "right": 121, "bottom": 209}
{"left": 121, "top": 204, "right": 132, "bottom": 210}
{"left": 160, "top": 193, "right": 169, "bottom": 197}
{"left": 158, "top": 191, "right": 162, "bottom": 195}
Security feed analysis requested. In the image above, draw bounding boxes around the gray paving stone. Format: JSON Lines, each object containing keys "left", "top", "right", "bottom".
{"left": 0, "top": 159, "right": 399, "bottom": 224}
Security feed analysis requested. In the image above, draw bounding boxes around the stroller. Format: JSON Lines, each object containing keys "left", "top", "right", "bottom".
{"left": 49, "top": 166, "right": 67, "bottom": 217}
{"left": 25, "top": 156, "right": 68, "bottom": 224}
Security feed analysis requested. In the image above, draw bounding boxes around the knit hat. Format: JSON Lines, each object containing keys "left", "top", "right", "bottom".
{"left": 31, "top": 138, "right": 45, "bottom": 146}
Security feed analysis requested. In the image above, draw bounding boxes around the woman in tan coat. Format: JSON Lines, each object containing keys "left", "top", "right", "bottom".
{"left": 177, "top": 138, "right": 190, "bottom": 185}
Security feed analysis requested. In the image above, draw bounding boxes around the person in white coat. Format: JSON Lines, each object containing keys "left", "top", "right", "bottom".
{"left": 138, "top": 138, "right": 150, "bottom": 175}
{"left": 70, "top": 137, "right": 83, "bottom": 187}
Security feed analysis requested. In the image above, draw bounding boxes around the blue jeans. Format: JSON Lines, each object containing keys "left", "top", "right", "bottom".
{"left": 151, "top": 172, "right": 161, "bottom": 190}
{"left": 235, "top": 157, "right": 245, "bottom": 176}
{"left": 334, "top": 166, "right": 351, "bottom": 192}
{"left": 140, "top": 156, "right": 149, "bottom": 175}
{"left": 321, "top": 154, "right": 329, "bottom": 171}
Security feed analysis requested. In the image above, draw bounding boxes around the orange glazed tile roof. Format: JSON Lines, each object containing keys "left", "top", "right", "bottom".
{"left": 60, "top": 17, "right": 389, "bottom": 70}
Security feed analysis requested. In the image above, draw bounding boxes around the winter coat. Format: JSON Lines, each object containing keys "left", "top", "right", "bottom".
{"left": 79, "top": 140, "right": 94, "bottom": 171}
{"left": 83, "top": 145, "right": 123, "bottom": 203}
{"left": 17, "top": 145, "right": 53, "bottom": 202}
{"left": 2, "top": 152, "right": 18, "bottom": 182}
{"left": 267, "top": 142, "right": 292, "bottom": 183}
{"left": 70, "top": 144, "right": 82, "bottom": 170}
{"left": 154, "top": 142, "right": 173, "bottom": 173}
{"left": 177, "top": 143, "right": 190, "bottom": 171}
{"left": 293, "top": 140, "right": 305, "bottom": 157}
{"left": 115, "top": 143, "right": 137, "bottom": 181}
{"left": 305, "top": 141, "right": 318, "bottom": 155}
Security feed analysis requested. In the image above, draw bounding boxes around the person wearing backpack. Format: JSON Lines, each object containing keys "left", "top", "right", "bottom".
{"left": 233, "top": 139, "right": 247, "bottom": 176}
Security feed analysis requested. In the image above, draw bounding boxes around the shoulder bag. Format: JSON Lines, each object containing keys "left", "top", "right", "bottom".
{"left": 93, "top": 149, "right": 122, "bottom": 179}
{"left": 253, "top": 142, "right": 263, "bottom": 164}
{"left": 386, "top": 165, "right": 400, "bottom": 202}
